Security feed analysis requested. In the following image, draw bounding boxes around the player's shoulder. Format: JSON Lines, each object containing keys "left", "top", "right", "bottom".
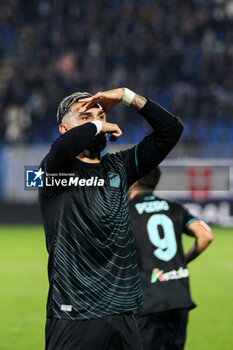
{"left": 102, "top": 151, "right": 126, "bottom": 167}
{"left": 103, "top": 150, "right": 122, "bottom": 159}
{"left": 40, "top": 153, "right": 49, "bottom": 170}
{"left": 164, "top": 197, "right": 185, "bottom": 209}
{"left": 38, "top": 153, "right": 55, "bottom": 196}
{"left": 154, "top": 196, "right": 188, "bottom": 214}
{"left": 129, "top": 192, "right": 146, "bottom": 207}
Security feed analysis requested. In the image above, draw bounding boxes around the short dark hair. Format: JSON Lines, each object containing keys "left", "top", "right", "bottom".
{"left": 138, "top": 167, "right": 161, "bottom": 190}
{"left": 57, "top": 92, "right": 92, "bottom": 125}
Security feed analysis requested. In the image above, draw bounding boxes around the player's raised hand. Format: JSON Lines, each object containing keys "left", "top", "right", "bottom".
{"left": 101, "top": 121, "right": 122, "bottom": 142}
{"left": 78, "top": 88, "right": 124, "bottom": 113}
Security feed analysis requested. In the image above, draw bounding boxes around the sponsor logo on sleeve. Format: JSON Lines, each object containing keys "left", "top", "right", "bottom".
{"left": 108, "top": 172, "right": 121, "bottom": 188}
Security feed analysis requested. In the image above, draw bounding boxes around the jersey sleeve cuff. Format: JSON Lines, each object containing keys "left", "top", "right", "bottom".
{"left": 91, "top": 120, "right": 103, "bottom": 135}
{"left": 185, "top": 218, "right": 199, "bottom": 229}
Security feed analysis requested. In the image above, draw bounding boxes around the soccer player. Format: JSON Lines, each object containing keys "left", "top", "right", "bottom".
{"left": 39, "top": 88, "right": 183, "bottom": 350}
{"left": 128, "top": 167, "right": 214, "bottom": 350}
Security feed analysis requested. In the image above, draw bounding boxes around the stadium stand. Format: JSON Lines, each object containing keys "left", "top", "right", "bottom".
{"left": 0, "top": 0, "right": 232, "bottom": 157}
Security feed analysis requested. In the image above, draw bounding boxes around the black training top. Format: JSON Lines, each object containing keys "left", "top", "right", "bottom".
{"left": 39, "top": 99, "right": 183, "bottom": 320}
{"left": 129, "top": 193, "right": 197, "bottom": 315}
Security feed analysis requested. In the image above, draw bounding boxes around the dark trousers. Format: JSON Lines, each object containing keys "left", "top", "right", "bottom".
{"left": 136, "top": 308, "right": 189, "bottom": 350}
{"left": 45, "top": 313, "right": 143, "bottom": 350}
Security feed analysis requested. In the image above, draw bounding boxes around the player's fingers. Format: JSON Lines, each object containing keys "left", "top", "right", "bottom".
{"left": 111, "top": 133, "right": 121, "bottom": 140}
{"left": 79, "top": 95, "right": 103, "bottom": 113}
{"left": 112, "top": 127, "right": 122, "bottom": 138}
{"left": 79, "top": 96, "right": 94, "bottom": 103}
{"left": 78, "top": 103, "right": 89, "bottom": 113}
{"left": 116, "top": 126, "right": 122, "bottom": 135}
{"left": 93, "top": 92, "right": 102, "bottom": 98}
{"left": 79, "top": 92, "right": 101, "bottom": 103}
{"left": 78, "top": 99, "right": 95, "bottom": 110}
{"left": 79, "top": 99, "right": 100, "bottom": 113}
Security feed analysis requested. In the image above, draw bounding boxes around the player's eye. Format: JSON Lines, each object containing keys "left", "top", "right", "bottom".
{"left": 98, "top": 114, "right": 104, "bottom": 120}
{"left": 81, "top": 116, "right": 90, "bottom": 120}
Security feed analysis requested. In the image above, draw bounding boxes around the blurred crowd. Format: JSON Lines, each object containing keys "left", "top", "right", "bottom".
{"left": 0, "top": 0, "right": 233, "bottom": 149}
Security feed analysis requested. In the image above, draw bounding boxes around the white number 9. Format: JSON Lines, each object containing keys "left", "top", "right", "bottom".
{"left": 147, "top": 214, "right": 177, "bottom": 261}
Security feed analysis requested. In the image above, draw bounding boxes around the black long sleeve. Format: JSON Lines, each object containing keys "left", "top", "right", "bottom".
{"left": 139, "top": 98, "right": 182, "bottom": 130}
{"left": 43, "top": 122, "right": 97, "bottom": 172}
{"left": 137, "top": 98, "right": 184, "bottom": 170}
{"left": 119, "top": 98, "right": 183, "bottom": 187}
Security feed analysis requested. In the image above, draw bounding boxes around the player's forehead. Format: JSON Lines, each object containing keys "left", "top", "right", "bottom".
{"left": 70, "top": 102, "right": 82, "bottom": 112}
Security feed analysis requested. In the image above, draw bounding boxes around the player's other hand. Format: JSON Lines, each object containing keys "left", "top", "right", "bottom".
{"left": 78, "top": 88, "right": 124, "bottom": 113}
{"left": 101, "top": 121, "right": 122, "bottom": 142}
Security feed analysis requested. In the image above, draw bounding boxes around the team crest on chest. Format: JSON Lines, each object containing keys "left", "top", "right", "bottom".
{"left": 108, "top": 172, "right": 121, "bottom": 188}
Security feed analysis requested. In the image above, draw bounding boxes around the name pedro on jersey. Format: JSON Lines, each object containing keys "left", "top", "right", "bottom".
{"left": 135, "top": 200, "right": 169, "bottom": 214}
{"left": 45, "top": 176, "right": 105, "bottom": 187}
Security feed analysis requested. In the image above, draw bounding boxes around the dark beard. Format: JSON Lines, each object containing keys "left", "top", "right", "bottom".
{"left": 85, "top": 133, "right": 107, "bottom": 153}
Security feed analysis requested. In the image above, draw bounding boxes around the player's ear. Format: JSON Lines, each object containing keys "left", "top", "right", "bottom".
{"left": 59, "top": 123, "right": 68, "bottom": 134}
